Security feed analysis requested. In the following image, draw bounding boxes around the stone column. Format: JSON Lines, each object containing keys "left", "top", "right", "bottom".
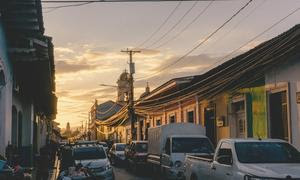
{"left": 195, "top": 96, "right": 200, "bottom": 124}
{"left": 178, "top": 102, "right": 183, "bottom": 122}
{"left": 164, "top": 109, "right": 168, "bottom": 125}
{"left": 137, "top": 120, "right": 141, "bottom": 141}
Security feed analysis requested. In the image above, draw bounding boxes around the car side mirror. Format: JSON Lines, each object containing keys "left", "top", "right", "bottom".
{"left": 217, "top": 155, "right": 232, "bottom": 165}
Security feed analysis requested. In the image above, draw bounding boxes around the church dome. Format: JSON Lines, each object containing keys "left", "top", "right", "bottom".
{"left": 119, "top": 71, "right": 129, "bottom": 81}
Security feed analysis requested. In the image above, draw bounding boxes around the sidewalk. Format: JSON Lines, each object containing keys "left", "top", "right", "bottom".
{"left": 49, "top": 155, "right": 60, "bottom": 180}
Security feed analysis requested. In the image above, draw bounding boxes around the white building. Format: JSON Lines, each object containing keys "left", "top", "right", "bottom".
{"left": 0, "top": 0, "right": 57, "bottom": 166}
{"left": 0, "top": 17, "right": 13, "bottom": 156}
{"left": 265, "top": 56, "right": 300, "bottom": 149}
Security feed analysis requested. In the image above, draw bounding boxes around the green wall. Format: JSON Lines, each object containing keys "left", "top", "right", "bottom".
{"left": 245, "top": 86, "right": 268, "bottom": 138}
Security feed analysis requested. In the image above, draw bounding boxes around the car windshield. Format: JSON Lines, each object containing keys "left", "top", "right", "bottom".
{"left": 74, "top": 147, "right": 106, "bottom": 160}
{"left": 235, "top": 142, "right": 300, "bottom": 163}
{"left": 116, "top": 144, "right": 126, "bottom": 151}
{"left": 172, "top": 137, "right": 214, "bottom": 154}
{"left": 99, "top": 142, "right": 108, "bottom": 147}
{"left": 135, "top": 143, "right": 148, "bottom": 153}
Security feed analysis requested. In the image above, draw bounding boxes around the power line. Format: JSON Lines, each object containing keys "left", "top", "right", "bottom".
{"left": 136, "top": 1, "right": 182, "bottom": 48}
{"left": 44, "top": 2, "right": 93, "bottom": 12}
{"left": 221, "top": 6, "right": 300, "bottom": 62}
{"left": 44, "top": 1, "right": 91, "bottom": 8}
{"left": 191, "top": 7, "right": 300, "bottom": 86}
{"left": 121, "top": 49, "right": 141, "bottom": 140}
{"left": 201, "top": 0, "right": 266, "bottom": 52}
{"left": 137, "top": 6, "right": 300, "bottom": 105}
{"left": 144, "top": 0, "right": 199, "bottom": 49}
{"left": 19, "top": 0, "right": 230, "bottom": 3}
{"left": 154, "top": 0, "right": 214, "bottom": 49}
{"left": 136, "top": 29, "right": 298, "bottom": 106}
{"left": 168, "top": 0, "right": 264, "bottom": 71}
{"left": 136, "top": 0, "right": 253, "bottom": 80}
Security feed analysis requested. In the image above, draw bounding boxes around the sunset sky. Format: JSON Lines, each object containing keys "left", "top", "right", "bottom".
{"left": 42, "top": 0, "right": 300, "bottom": 129}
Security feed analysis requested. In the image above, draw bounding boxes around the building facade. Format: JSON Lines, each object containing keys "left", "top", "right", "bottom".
{"left": 0, "top": 17, "right": 13, "bottom": 156}
{"left": 134, "top": 24, "right": 300, "bottom": 149}
{"left": 97, "top": 25, "right": 300, "bottom": 150}
{"left": 0, "top": 0, "right": 57, "bottom": 165}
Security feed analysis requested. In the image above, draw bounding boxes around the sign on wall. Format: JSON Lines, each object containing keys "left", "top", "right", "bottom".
{"left": 297, "top": 92, "right": 300, "bottom": 104}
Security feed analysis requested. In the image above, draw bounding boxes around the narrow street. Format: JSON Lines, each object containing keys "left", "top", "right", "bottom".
{"left": 113, "top": 166, "right": 151, "bottom": 180}
{"left": 1, "top": 0, "right": 300, "bottom": 180}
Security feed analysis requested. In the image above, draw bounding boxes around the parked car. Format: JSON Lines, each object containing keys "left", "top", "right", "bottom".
{"left": 59, "top": 144, "right": 74, "bottom": 172}
{"left": 124, "top": 144, "right": 130, "bottom": 158}
{"left": 73, "top": 145, "right": 114, "bottom": 180}
{"left": 98, "top": 142, "right": 109, "bottom": 153}
{"left": 76, "top": 140, "right": 98, "bottom": 146}
{"left": 184, "top": 138, "right": 300, "bottom": 180}
{"left": 108, "top": 143, "right": 126, "bottom": 165}
{"left": 125, "top": 141, "right": 148, "bottom": 171}
{"left": 147, "top": 123, "right": 210, "bottom": 179}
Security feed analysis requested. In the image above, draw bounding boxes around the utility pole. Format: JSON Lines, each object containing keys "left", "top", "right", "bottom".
{"left": 121, "top": 49, "right": 141, "bottom": 141}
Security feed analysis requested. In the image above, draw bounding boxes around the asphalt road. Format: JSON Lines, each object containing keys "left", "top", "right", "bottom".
{"left": 113, "top": 166, "right": 152, "bottom": 180}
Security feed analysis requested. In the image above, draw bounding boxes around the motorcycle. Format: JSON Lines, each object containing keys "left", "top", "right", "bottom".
{"left": 57, "top": 163, "right": 97, "bottom": 180}
{"left": 0, "top": 160, "right": 33, "bottom": 180}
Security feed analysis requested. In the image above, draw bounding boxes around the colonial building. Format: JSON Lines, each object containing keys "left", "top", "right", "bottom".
{"left": 117, "top": 71, "right": 130, "bottom": 104}
{"left": 0, "top": 0, "right": 57, "bottom": 165}
{"left": 135, "top": 24, "right": 300, "bottom": 149}
{"left": 89, "top": 71, "right": 130, "bottom": 142}
{"left": 0, "top": 16, "right": 13, "bottom": 157}
{"left": 98, "top": 25, "right": 300, "bottom": 149}
{"left": 90, "top": 100, "right": 123, "bottom": 141}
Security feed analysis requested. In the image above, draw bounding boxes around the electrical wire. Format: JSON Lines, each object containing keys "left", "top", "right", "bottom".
{"left": 201, "top": 0, "right": 266, "bottom": 52}
{"left": 22, "top": 0, "right": 230, "bottom": 3}
{"left": 136, "top": 0, "right": 253, "bottom": 80}
{"left": 170, "top": 3, "right": 299, "bottom": 84}
{"left": 135, "top": 26, "right": 299, "bottom": 107}
{"left": 144, "top": 0, "right": 199, "bottom": 49}
{"left": 153, "top": 0, "right": 265, "bottom": 78}
{"left": 136, "top": 1, "right": 182, "bottom": 48}
{"left": 92, "top": 4, "right": 300, "bottom": 126}
{"left": 154, "top": 0, "right": 214, "bottom": 49}
{"left": 96, "top": 102, "right": 119, "bottom": 115}
{"left": 220, "top": 7, "right": 300, "bottom": 62}
{"left": 44, "top": 2, "right": 93, "bottom": 12}
{"left": 135, "top": 13, "right": 300, "bottom": 106}
{"left": 44, "top": 1, "right": 92, "bottom": 8}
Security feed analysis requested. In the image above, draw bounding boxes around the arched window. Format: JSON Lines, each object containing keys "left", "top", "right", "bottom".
{"left": 0, "top": 66, "right": 5, "bottom": 88}
{"left": 11, "top": 106, "right": 18, "bottom": 146}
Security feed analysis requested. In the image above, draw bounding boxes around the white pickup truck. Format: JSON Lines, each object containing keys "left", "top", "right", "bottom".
{"left": 184, "top": 139, "right": 300, "bottom": 180}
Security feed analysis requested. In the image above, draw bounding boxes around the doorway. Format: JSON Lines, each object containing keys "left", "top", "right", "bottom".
{"left": 11, "top": 106, "right": 18, "bottom": 146}
{"left": 232, "top": 100, "right": 246, "bottom": 138}
{"left": 269, "top": 91, "right": 289, "bottom": 141}
{"left": 204, "top": 105, "right": 216, "bottom": 145}
{"left": 18, "top": 112, "right": 23, "bottom": 148}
